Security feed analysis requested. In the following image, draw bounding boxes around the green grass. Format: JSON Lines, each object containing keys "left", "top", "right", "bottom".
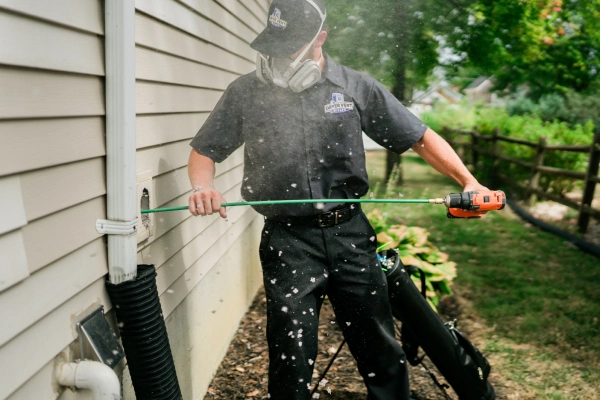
{"left": 364, "top": 151, "right": 600, "bottom": 396}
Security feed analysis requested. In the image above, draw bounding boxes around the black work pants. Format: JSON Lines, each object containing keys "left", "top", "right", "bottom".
{"left": 259, "top": 211, "right": 409, "bottom": 400}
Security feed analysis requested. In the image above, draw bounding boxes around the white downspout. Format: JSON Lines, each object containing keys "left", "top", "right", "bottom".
{"left": 55, "top": 361, "right": 121, "bottom": 400}
{"left": 101, "top": 0, "right": 137, "bottom": 284}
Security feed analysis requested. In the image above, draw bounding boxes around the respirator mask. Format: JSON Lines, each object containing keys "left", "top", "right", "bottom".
{"left": 255, "top": 0, "right": 326, "bottom": 93}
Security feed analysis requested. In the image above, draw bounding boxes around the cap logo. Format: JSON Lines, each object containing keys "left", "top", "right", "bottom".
{"left": 269, "top": 8, "right": 288, "bottom": 30}
{"left": 325, "top": 93, "right": 354, "bottom": 114}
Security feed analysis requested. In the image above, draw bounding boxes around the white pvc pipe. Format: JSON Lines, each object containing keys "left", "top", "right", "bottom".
{"left": 105, "top": 0, "right": 137, "bottom": 283}
{"left": 55, "top": 361, "right": 121, "bottom": 400}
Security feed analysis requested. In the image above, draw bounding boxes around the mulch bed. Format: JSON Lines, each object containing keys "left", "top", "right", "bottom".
{"left": 205, "top": 285, "right": 500, "bottom": 399}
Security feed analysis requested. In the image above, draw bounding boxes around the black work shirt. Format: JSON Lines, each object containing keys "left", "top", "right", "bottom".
{"left": 190, "top": 54, "right": 427, "bottom": 218}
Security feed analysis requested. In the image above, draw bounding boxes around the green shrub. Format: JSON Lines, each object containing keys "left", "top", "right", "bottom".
{"left": 506, "top": 90, "right": 600, "bottom": 127}
{"left": 506, "top": 96, "right": 537, "bottom": 117}
{"left": 367, "top": 209, "right": 456, "bottom": 311}
{"left": 424, "top": 104, "right": 595, "bottom": 193}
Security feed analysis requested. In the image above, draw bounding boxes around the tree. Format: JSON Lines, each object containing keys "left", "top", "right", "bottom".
{"left": 325, "top": 0, "right": 457, "bottom": 181}
{"left": 448, "top": 0, "right": 600, "bottom": 98}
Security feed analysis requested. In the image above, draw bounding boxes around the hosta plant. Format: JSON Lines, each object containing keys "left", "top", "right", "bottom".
{"left": 368, "top": 209, "right": 457, "bottom": 311}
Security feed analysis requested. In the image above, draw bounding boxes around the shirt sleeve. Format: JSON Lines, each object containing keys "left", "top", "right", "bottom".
{"left": 360, "top": 79, "right": 427, "bottom": 153}
{"left": 190, "top": 82, "right": 244, "bottom": 163}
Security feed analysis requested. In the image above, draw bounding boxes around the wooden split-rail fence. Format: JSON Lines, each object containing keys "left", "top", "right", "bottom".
{"left": 441, "top": 127, "right": 600, "bottom": 234}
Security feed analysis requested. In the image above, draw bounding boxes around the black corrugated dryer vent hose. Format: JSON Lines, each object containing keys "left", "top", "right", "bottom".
{"left": 106, "top": 264, "right": 182, "bottom": 400}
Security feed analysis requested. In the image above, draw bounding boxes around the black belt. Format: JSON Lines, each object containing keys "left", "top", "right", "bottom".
{"left": 268, "top": 204, "right": 361, "bottom": 228}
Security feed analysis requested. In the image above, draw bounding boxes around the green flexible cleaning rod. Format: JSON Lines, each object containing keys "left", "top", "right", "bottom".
{"left": 141, "top": 198, "right": 442, "bottom": 214}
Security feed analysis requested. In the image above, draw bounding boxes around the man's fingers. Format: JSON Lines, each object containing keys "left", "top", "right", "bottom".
{"left": 189, "top": 196, "right": 199, "bottom": 216}
{"left": 189, "top": 189, "right": 225, "bottom": 217}
{"left": 211, "top": 196, "right": 221, "bottom": 216}
{"left": 195, "top": 199, "right": 206, "bottom": 216}
{"left": 202, "top": 195, "right": 213, "bottom": 215}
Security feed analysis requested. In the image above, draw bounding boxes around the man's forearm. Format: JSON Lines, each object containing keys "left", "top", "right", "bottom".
{"left": 188, "top": 149, "right": 217, "bottom": 191}
{"left": 187, "top": 149, "right": 227, "bottom": 218}
{"left": 411, "top": 128, "right": 478, "bottom": 188}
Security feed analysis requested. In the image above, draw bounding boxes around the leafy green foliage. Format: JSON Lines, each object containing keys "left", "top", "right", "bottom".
{"left": 324, "top": 0, "right": 465, "bottom": 98}
{"left": 422, "top": 104, "right": 594, "bottom": 192}
{"left": 449, "top": 0, "right": 600, "bottom": 98}
{"left": 323, "top": 0, "right": 600, "bottom": 103}
{"left": 507, "top": 90, "right": 600, "bottom": 128}
{"left": 367, "top": 209, "right": 457, "bottom": 311}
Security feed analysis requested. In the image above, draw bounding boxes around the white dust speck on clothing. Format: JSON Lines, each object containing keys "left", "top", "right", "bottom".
{"left": 368, "top": 372, "right": 376, "bottom": 377}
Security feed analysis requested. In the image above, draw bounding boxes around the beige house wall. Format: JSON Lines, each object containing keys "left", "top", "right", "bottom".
{"left": 0, "top": 0, "right": 270, "bottom": 398}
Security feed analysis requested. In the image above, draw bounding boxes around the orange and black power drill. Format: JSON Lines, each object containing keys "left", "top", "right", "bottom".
{"left": 431, "top": 190, "right": 506, "bottom": 218}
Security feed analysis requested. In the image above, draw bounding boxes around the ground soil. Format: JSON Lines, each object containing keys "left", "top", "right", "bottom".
{"left": 205, "top": 285, "right": 507, "bottom": 400}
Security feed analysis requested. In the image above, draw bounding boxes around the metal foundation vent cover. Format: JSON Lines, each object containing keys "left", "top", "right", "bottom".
{"left": 77, "top": 306, "right": 125, "bottom": 369}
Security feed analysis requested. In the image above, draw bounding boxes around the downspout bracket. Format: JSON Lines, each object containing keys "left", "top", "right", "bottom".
{"left": 96, "top": 218, "right": 137, "bottom": 235}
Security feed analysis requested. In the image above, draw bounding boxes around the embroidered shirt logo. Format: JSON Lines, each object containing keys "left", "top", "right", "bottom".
{"left": 324, "top": 93, "right": 355, "bottom": 114}
{"left": 269, "top": 8, "right": 287, "bottom": 30}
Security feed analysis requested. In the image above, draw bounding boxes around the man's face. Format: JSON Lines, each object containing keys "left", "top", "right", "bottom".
{"left": 287, "top": 29, "right": 327, "bottom": 62}
{"left": 289, "top": 42, "right": 316, "bottom": 62}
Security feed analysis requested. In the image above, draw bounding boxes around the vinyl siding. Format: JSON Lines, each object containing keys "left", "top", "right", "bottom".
{"left": 1, "top": 0, "right": 268, "bottom": 398}
{"left": 131, "top": 4, "right": 266, "bottom": 398}
{"left": 0, "top": 1, "right": 107, "bottom": 397}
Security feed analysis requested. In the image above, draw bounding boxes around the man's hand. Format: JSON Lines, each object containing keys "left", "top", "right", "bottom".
{"left": 188, "top": 150, "right": 227, "bottom": 218}
{"left": 462, "top": 181, "right": 490, "bottom": 216}
{"left": 463, "top": 181, "right": 489, "bottom": 193}
{"left": 189, "top": 186, "right": 227, "bottom": 218}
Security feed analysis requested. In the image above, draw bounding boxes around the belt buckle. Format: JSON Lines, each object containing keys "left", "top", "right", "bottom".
{"left": 317, "top": 210, "right": 340, "bottom": 228}
{"left": 317, "top": 211, "right": 332, "bottom": 228}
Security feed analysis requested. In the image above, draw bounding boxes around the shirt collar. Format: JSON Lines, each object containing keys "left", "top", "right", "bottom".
{"left": 322, "top": 53, "right": 345, "bottom": 88}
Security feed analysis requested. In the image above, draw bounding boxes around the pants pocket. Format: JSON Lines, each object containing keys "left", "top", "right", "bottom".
{"left": 259, "top": 220, "right": 278, "bottom": 265}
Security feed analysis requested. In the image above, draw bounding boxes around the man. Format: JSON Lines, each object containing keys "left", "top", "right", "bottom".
{"left": 188, "top": 0, "right": 487, "bottom": 398}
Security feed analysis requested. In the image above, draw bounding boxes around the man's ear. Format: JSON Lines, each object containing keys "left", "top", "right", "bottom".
{"left": 314, "top": 30, "right": 328, "bottom": 49}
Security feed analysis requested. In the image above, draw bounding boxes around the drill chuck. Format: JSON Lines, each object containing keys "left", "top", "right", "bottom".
{"left": 444, "top": 192, "right": 479, "bottom": 210}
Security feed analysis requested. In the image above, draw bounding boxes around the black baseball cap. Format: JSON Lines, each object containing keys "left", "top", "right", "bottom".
{"left": 250, "top": 0, "right": 326, "bottom": 58}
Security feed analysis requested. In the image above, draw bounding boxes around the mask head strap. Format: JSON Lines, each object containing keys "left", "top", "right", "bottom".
{"left": 287, "top": 0, "right": 326, "bottom": 72}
